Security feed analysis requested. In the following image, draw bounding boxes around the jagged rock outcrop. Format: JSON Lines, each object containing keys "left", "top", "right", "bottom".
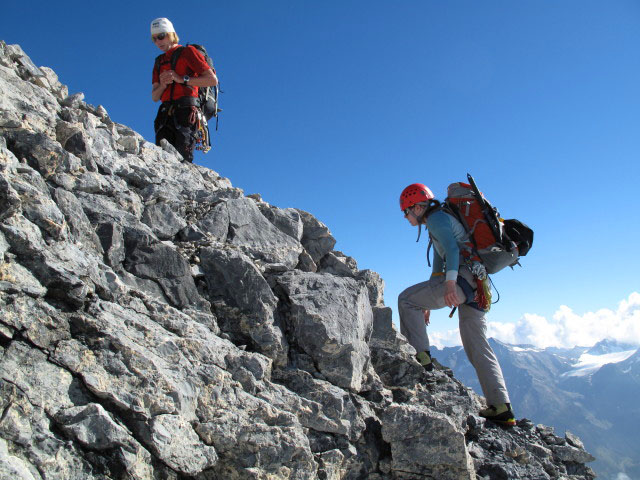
{"left": 0, "top": 40, "right": 595, "bottom": 480}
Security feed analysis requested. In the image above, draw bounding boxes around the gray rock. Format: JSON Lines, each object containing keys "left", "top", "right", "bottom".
{"left": 95, "top": 221, "right": 125, "bottom": 267}
{"left": 116, "top": 133, "right": 139, "bottom": 154}
{"left": 159, "top": 138, "right": 182, "bottom": 159}
{"left": 0, "top": 438, "right": 37, "bottom": 480}
{"left": 195, "top": 395, "right": 318, "bottom": 480}
{"left": 565, "top": 430, "right": 585, "bottom": 450}
{"left": 1, "top": 215, "right": 107, "bottom": 308}
{"left": 9, "top": 167, "right": 67, "bottom": 240}
{"left": 552, "top": 444, "right": 596, "bottom": 464}
{"left": 0, "top": 230, "right": 8, "bottom": 258}
{"left": 358, "top": 269, "right": 386, "bottom": 307}
{"left": 56, "top": 120, "right": 88, "bottom": 158}
{"left": 272, "top": 368, "right": 366, "bottom": 439}
{"left": 124, "top": 239, "right": 206, "bottom": 310}
{"left": 53, "top": 187, "right": 103, "bottom": 255}
{"left": 0, "top": 42, "right": 596, "bottom": 480}
{"left": 6, "top": 44, "right": 43, "bottom": 81}
{"left": 178, "top": 223, "right": 207, "bottom": 242}
{"left": 39, "top": 66, "right": 68, "bottom": 99}
{"left": 1, "top": 341, "right": 79, "bottom": 415}
{"left": 0, "top": 256, "right": 47, "bottom": 298}
{"left": 318, "top": 250, "right": 358, "bottom": 277}
{"left": 57, "top": 403, "right": 133, "bottom": 450}
{"left": 145, "top": 414, "right": 218, "bottom": 475}
{"left": 297, "top": 209, "right": 336, "bottom": 263}
{"left": 0, "top": 293, "right": 70, "bottom": 349}
{"left": 194, "top": 201, "right": 229, "bottom": 242}
{"left": 61, "top": 92, "right": 85, "bottom": 108}
{"left": 0, "top": 175, "right": 22, "bottom": 221}
{"left": 316, "top": 449, "right": 346, "bottom": 480}
{"left": 258, "top": 203, "right": 304, "bottom": 241}
{"left": 0, "top": 109, "right": 22, "bottom": 129}
{"left": 227, "top": 197, "right": 302, "bottom": 269}
{"left": 5, "top": 128, "right": 80, "bottom": 175}
{"left": 381, "top": 404, "right": 475, "bottom": 480}
{"left": 274, "top": 271, "right": 373, "bottom": 391}
{"left": 296, "top": 248, "right": 317, "bottom": 272}
{"left": 141, "top": 201, "right": 187, "bottom": 240}
{"left": 200, "top": 246, "right": 288, "bottom": 365}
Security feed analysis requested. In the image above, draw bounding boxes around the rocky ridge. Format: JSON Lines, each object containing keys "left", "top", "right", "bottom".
{"left": 0, "top": 41, "right": 595, "bottom": 479}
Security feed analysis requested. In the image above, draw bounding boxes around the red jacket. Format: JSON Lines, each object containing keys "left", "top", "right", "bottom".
{"left": 152, "top": 45, "right": 212, "bottom": 102}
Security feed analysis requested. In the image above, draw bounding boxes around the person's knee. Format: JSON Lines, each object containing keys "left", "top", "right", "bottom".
{"left": 398, "top": 286, "right": 412, "bottom": 306}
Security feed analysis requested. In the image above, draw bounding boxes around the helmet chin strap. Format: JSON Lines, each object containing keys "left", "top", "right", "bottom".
{"left": 413, "top": 203, "right": 432, "bottom": 242}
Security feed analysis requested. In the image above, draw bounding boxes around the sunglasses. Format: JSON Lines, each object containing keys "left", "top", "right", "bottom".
{"left": 403, "top": 207, "right": 412, "bottom": 216}
{"left": 152, "top": 33, "right": 168, "bottom": 42}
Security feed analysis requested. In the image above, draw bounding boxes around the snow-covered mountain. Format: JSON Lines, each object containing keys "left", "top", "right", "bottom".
{"left": 562, "top": 347, "right": 637, "bottom": 378}
{"left": 434, "top": 339, "right": 640, "bottom": 480}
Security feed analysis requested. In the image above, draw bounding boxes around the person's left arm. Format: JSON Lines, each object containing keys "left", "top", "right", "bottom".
{"left": 184, "top": 47, "right": 218, "bottom": 87}
{"left": 187, "top": 68, "right": 217, "bottom": 87}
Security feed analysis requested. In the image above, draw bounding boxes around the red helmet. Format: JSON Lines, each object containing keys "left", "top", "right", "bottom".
{"left": 399, "top": 183, "right": 434, "bottom": 211}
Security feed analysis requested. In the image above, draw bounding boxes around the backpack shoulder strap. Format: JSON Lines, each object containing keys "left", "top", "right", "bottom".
{"left": 163, "top": 46, "right": 187, "bottom": 101}
{"left": 422, "top": 200, "right": 446, "bottom": 221}
{"left": 170, "top": 46, "right": 186, "bottom": 70}
{"left": 154, "top": 53, "right": 165, "bottom": 79}
{"left": 439, "top": 201, "right": 465, "bottom": 226}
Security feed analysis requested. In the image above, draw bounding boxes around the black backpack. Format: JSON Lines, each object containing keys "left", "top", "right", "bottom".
{"left": 154, "top": 44, "right": 221, "bottom": 124}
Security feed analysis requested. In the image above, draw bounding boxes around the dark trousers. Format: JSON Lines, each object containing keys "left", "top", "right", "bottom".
{"left": 154, "top": 103, "right": 197, "bottom": 163}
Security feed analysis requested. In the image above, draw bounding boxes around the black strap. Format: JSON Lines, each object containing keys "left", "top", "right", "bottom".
{"left": 167, "top": 46, "right": 186, "bottom": 101}
{"left": 169, "top": 46, "right": 186, "bottom": 70}
{"left": 466, "top": 173, "right": 511, "bottom": 251}
{"left": 154, "top": 47, "right": 190, "bottom": 102}
{"left": 420, "top": 200, "right": 443, "bottom": 222}
{"left": 162, "top": 96, "right": 200, "bottom": 107}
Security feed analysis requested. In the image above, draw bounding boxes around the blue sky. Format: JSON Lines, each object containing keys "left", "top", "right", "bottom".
{"left": 3, "top": 1, "right": 639, "bottom": 347}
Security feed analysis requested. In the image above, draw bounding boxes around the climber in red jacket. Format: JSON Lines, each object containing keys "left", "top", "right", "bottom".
{"left": 150, "top": 18, "right": 217, "bottom": 163}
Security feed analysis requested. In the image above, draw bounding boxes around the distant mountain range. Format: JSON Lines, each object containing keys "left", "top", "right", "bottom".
{"left": 433, "top": 338, "right": 640, "bottom": 480}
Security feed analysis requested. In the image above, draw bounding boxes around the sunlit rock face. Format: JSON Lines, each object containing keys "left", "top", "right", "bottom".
{"left": 0, "top": 40, "right": 595, "bottom": 480}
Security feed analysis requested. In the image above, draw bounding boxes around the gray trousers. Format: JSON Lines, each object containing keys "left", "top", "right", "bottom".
{"left": 398, "top": 273, "right": 510, "bottom": 405}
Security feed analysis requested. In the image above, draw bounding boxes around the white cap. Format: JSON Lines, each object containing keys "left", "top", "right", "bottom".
{"left": 150, "top": 18, "right": 175, "bottom": 35}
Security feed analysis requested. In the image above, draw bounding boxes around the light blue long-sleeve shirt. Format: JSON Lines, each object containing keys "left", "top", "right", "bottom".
{"left": 425, "top": 210, "right": 468, "bottom": 282}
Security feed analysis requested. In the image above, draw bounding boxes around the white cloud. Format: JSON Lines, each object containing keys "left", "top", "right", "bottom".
{"left": 430, "top": 328, "right": 463, "bottom": 349}
{"left": 431, "top": 292, "right": 640, "bottom": 349}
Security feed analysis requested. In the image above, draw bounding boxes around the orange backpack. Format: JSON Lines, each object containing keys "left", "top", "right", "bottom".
{"left": 444, "top": 174, "right": 532, "bottom": 275}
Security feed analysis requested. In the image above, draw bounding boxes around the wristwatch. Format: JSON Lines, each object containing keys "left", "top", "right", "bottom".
{"left": 183, "top": 75, "right": 190, "bottom": 85}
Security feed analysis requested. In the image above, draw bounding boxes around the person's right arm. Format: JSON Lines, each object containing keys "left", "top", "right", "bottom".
{"left": 152, "top": 63, "right": 174, "bottom": 102}
{"left": 152, "top": 82, "right": 166, "bottom": 102}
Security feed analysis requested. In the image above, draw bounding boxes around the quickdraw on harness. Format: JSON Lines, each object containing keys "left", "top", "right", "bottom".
{"left": 194, "top": 81, "right": 220, "bottom": 153}
{"left": 194, "top": 109, "right": 211, "bottom": 153}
